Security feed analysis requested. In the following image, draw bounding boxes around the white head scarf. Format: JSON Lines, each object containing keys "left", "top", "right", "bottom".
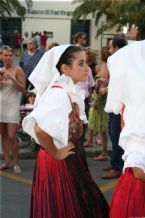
{"left": 29, "top": 44, "right": 71, "bottom": 96}
{"left": 29, "top": 44, "right": 86, "bottom": 120}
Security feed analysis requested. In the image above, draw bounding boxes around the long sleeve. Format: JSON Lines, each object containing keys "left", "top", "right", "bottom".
{"left": 22, "top": 88, "right": 72, "bottom": 148}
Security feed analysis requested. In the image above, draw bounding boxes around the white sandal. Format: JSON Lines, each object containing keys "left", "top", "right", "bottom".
{"left": 0, "top": 163, "right": 10, "bottom": 170}
{"left": 13, "top": 165, "right": 22, "bottom": 174}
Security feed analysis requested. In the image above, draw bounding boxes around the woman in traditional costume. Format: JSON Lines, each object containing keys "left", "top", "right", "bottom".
{"left": 23, "top": 45, "right": 109, "bottom": 218}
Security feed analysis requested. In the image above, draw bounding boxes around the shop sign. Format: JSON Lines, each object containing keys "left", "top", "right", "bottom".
{"left": 27, "top": 9, "right": 73, "bottom": 17}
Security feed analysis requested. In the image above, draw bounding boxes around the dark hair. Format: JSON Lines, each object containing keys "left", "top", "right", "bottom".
{"left": 56, "top": 46, "right": 82, "bottom": 73}
{"left": 112, "top": 34, "right": 127, "bottom": 49}
{"left": 26, "top": 92, "right": 36, "bottom": 102}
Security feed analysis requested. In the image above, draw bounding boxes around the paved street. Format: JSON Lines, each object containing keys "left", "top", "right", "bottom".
{"left": 0, "top": 156, "right": 118, "bottom": 218}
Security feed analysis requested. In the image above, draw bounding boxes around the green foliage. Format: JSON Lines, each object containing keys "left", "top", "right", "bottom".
{"left": 73, "top": 0, "right": 145, "bottom": 39}
{"left": 73, "top": 0, "right": 101, "bottom": 20}
{"left": 17, "top": 6, "right": 26, "bottom": 17}
{"left": 0, "top": 0, "right": 32, "bottom": 17}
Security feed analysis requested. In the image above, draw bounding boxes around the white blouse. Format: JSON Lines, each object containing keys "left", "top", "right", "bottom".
{"left": 22, "top": 75, "right": 85, "bottom": 149}
{"left": 22, "top": 87, "right": 71, "bottom": 148}
{"left": 105, "top": 40, "right": 145, "bottom": 173}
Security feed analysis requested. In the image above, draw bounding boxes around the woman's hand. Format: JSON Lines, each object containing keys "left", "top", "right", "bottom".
{"left": 95, "top": 78, "right": 108, "bottom": 95}
{"left": 0, "top": 69, "right": 6, "bottom": 88}
{"left": 3, "top": 72, "right": 15, "bottom": 81}
{"left": 54, "top": 142, "right": 75, "bottom": 160}
{"left": 96, "top": 77, "right": 108, "bottom": 84}
{"left": 98, "top": 86, "right": 108, "bottom": 95}
{"left": 3, "top": 68, "right": 26, "bottom": 93}
{"left": 132, "top": 167, "right": 145, "bottom": 182}
{"left": 34, "top": 123, "right": 75, "bottom": 160}
{"left": 0, "top": 69, "right": 5, "bottom": 82}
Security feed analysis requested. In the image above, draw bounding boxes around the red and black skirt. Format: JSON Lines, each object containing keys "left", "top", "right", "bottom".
{"left": 30, "top": 145, "right": 109, "bottom": 218}
{"left": 110, "top": 168, "right": 145, "bottom": 218}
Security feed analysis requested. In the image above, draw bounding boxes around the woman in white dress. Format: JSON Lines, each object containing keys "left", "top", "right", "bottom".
{"left": 0, "top": 46, "right": 25, "bottom": 173}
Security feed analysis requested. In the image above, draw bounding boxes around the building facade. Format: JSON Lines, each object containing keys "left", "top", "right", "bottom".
{"left": 0, "top": 1, "right": 116, "bottom": 51}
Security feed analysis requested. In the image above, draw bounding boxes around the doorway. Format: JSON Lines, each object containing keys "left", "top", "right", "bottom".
{"left": 71, "top": 20, "right": 90, "bottom": 46}
{"left": 1, "top": 18, "right": 22, "bottom": 47}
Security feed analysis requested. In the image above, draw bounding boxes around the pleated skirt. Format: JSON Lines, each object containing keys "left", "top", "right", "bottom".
{"left": 110, "top": 168, "right": 145, "bottom": 218}
{"left": 30, "top": 146, "right": 109, "bottom": 218}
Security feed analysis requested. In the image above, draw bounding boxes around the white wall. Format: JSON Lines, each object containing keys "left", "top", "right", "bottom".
{"left": 22, "top": 18, "right": 71, "bottom": 47}
{"left": 90, "top": 18, "right": 102, "bottom": 52}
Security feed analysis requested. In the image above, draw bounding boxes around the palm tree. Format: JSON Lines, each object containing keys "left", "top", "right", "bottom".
{"left": 0, "top": 0, "right": 32, "bottom": 17}
{"left": 73, "top": 0, "right": 145, "bottom": 39}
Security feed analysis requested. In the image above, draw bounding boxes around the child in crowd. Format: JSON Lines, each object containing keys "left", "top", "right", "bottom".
{"left": 20, "top": 92, "right": 36, "bottom": 125}
{"left": 19, "top": 91, "right": 39, "bottom": 152}
{"left": 25, "top": 92, "right": 36, "bottom": 109}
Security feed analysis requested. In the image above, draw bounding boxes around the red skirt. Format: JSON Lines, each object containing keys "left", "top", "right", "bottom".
{"left": 30, "top": 147, "right": 109, "bottom": 218}
{"left": 110, "top": 168, "right": 145, "bottom": 218}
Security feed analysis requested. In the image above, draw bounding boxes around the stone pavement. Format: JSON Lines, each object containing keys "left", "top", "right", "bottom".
{"left": 0, "top": 158, "right": 115, "bottom": 218}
